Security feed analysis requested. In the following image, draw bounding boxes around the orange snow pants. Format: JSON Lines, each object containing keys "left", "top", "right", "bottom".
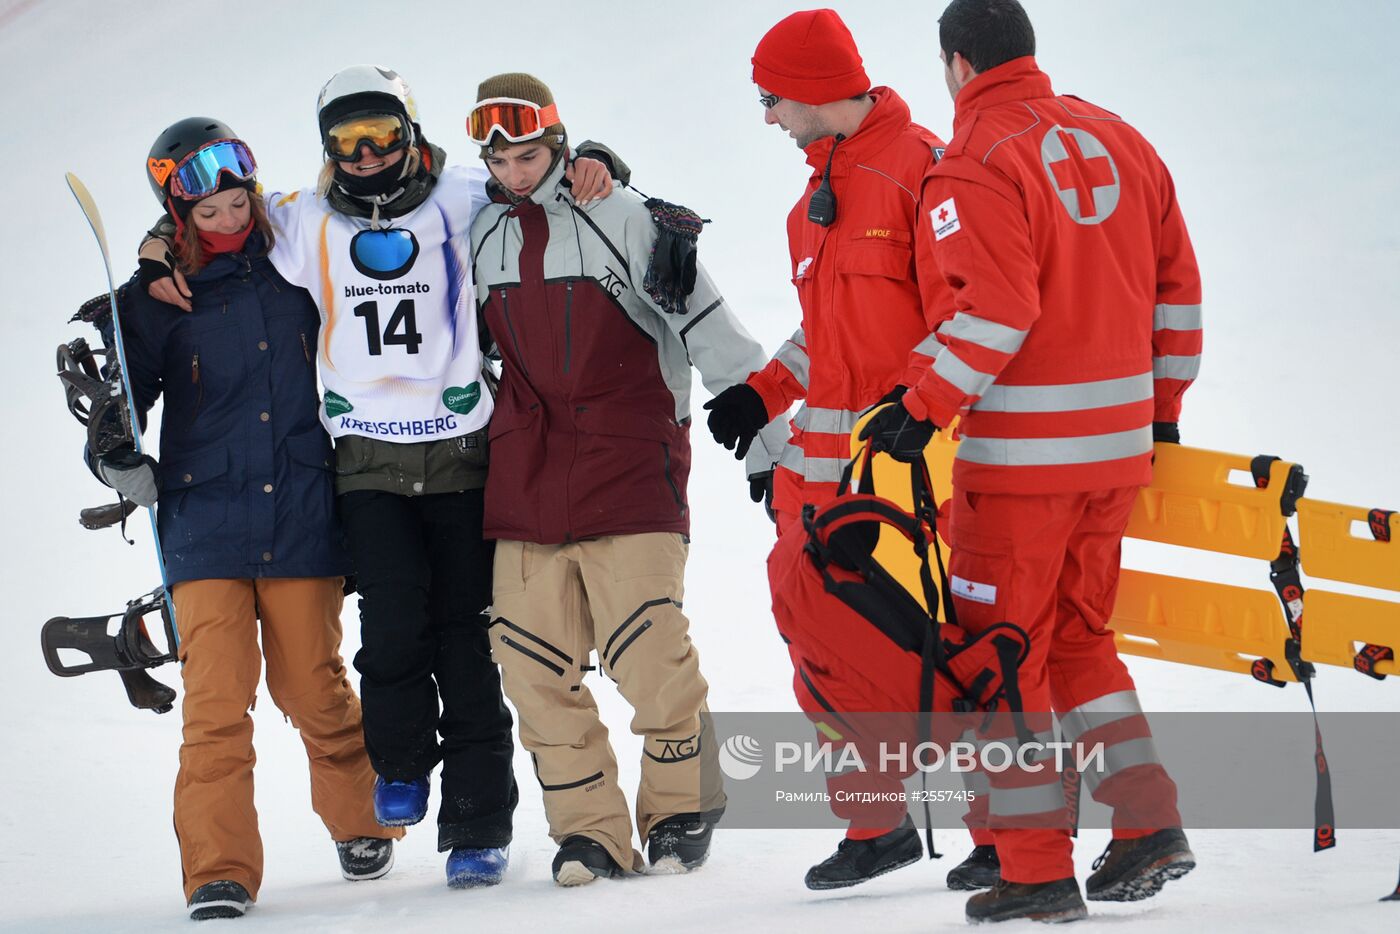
{"left": 948, "top": 486, "right": 1181, "bottom": 884}
{"left": 171, "top": 577, "right": 400, "bottom": 902}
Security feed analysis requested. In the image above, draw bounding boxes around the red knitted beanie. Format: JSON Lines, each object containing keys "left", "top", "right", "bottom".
{"left": 752, "top": 9, "right": 870, "bottom": 105}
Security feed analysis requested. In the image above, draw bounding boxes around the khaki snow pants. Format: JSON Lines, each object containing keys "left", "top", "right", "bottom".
{"left": 171, "top": 578, "right": 401, "bottom": 902}
{"left": 490, "top": 533, "right": 725, "bottom": 872}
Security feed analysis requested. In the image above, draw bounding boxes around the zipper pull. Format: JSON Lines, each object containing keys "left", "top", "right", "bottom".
{"left": 300, "top": 332, "right": 312, "bottom": 362}
{"left": 191, "top": 352, "right": 200, "bottom": 384}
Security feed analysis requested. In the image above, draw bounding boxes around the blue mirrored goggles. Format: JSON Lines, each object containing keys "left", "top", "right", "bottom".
{"left": 169, "top": 139, "right": 257, "bottom": 201}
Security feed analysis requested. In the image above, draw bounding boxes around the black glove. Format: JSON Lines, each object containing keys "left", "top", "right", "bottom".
{"left": 96, "top": 447, "right": 160, "bottom": 507}
{"left": 641, "top": 198, "right": 704, "bottom": 314}
{"left": 869, "top": 384, "right": 909, "bottom": 411}
{"left": 858, "top": 400, "right": 937, "bottom": 463}
{"left": 1152, "top": 421, "right": 1181, "bottom": 444}
{"left": 749, "top": 471, "right": 775, "bottom": 522}
{"left": 704, "top": 383, "right": 769, "bottom": 460}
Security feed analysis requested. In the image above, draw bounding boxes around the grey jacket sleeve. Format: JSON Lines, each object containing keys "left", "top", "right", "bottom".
{"left": 621, "top": 210, "right": 786, "bottom": 478}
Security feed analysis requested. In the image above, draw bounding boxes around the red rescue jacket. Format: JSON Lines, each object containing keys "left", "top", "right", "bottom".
{"left": 905, "top": 58, "right": 1203, "bottom": 494}
{"left": 747, "top": 88, "right": 953, "bottom": 515}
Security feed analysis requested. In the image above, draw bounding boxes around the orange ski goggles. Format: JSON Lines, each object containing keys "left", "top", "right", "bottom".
{"left": 467, "top": 98, "right": 560, "bottom": 147}
{"left": 324, "top": 113, "right": 410, "bottom": 161}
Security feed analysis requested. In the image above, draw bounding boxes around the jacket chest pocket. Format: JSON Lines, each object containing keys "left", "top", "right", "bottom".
{"left": 170, "top": 321, "right": 243, "bottom": 422}
{"left": 835, "top": 237, "right": 913, "bottom": 280}
{"left": 263, "top": 306, "right": 318, "bottom": 369}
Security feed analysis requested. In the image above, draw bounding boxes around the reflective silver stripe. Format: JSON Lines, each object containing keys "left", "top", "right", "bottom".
{"left": 802, "top": 457, "right": 847, "bottom": 484}
{"left": 975, "top": 372, "right": 1152, "bottom": 414}
{"left": 775, "top": 339, "right": 811, "bottom": 389}
{"left": 958, "top": 426, "right": 1153, "bottom": 467}
{"left": 793, "top": 406, "right": 862, "bottom": 436}
{"left": 777, "top": 445, "right": 847, "bottom": 484}
{"left": 1153, "top": 303, "right": 1203, "bottom": 331}
{"left": 913, "top": 332, "right": 943, "bottom": 357}
{"left": 988, "top": 780, "right": 1067, "bottom": 818}
{"left": 1059, "top": 690, "right": 1144, "bottom": 743}
{"left": 1081, "top": 737, "right": 1163, "bottom": 792}
{"left": 778, "top": 443, "right": 805, "bottom": 473}
{"left": 941, "top": 312, "right": 1030, "bottom": 355}
{"left": 1153, "top": 355, "right": 1200, "bottom": 381}
{"left": 932, "top": 349, "right": 997, "bottom": 399}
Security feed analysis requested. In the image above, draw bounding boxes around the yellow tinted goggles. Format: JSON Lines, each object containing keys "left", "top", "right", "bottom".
{"left": 325, "top": 113, "right": 409, "bottom": 160}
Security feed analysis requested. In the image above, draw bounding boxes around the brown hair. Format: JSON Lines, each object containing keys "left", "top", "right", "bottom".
{"left": 173, "top": 187, "right": 275, "bottom": 276}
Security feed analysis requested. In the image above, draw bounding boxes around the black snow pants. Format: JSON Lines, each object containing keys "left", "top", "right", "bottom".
{"left": 337, "top": 487, "right": 518, "bottom": 851}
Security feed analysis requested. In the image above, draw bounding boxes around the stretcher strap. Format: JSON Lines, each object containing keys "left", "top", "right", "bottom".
{"left": 1355, "top": 509, "right": 1397, "bottom": 679}
{"left": 1251, "top": 456, "right": 1335, "bottom": 852}
{"left": 838, "top": 445, "right": 944, "bottom": 857}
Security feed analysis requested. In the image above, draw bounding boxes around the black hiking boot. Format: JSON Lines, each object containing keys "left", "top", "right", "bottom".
{"left": 947, "top": 844, "right": 1001, "bottom": 890}
{"left": 1085, "top": 828, "right": 1196, "bottom": 902}
{"left": 966, "top": 877, "right": 1087, "bottom": 924}
{"left": 552, "top": 835, "right": 624, "bottom": 886}
{"left": 336, "top": 836, "right": 395, "bottom": 881}
{"left": 804, "top": 816, "right": 923, "bottom": 890}
{"left": 647, "top": 810, "right": 720, "bottom": 872}
{"left": 187, "top": 880, "right": 252, "bottom": 921}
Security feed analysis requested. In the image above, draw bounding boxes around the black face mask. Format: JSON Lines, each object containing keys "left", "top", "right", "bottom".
{"left": 333, "top": 160, "right": 407, "bottom": 198}
{"left": 807, "top": 133, "right": 845, "bottom": 227}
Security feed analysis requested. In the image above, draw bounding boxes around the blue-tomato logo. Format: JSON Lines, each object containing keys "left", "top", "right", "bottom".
{"left": 349, "top": 228, "right": 420, "bottom": 280}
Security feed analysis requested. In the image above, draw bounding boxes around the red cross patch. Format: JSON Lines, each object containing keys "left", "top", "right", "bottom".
{"left": 931, "top": 197, "right": 961, "bottom": 240}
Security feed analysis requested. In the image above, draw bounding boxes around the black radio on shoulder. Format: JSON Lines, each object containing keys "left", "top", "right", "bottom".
{"left": 807, "top": 133, "right": 845, "bottom": 227}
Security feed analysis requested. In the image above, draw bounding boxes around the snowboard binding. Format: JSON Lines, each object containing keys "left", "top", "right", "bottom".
{"left": 57, "top": 291, "right": 143, "bottom": 534}
{"left": 41, "top": 587, "right": 178, "bottom": 714}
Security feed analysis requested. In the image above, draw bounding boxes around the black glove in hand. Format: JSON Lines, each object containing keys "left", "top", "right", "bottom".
{"left": 870, "top": 384, "right": 909, "bottom": 411}
{"left": 1152, "top": 421, "right": 1181, "bottom": 444}
{"left": 749, "top": 471, "right": 776, "bottom": 524}
{"left": 704, "top": 383, "right": 768, "bottom": 460}
{"left": 858, "top": 401, "right": 937, "bottom": 463}
{"left": 96, "top": 447, "right": 160, "bottom": 507}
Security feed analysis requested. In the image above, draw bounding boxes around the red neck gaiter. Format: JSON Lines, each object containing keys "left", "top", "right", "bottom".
{"left": 196, "top": 218, "right": 255, "bottom": 256}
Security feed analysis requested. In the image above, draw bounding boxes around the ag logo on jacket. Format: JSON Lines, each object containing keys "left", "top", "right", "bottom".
{"left": 1040, "top": 126, "right": 1120, "bottom": 225}
{"left": 350, "top": 228, "right": 420, "bottom": 280}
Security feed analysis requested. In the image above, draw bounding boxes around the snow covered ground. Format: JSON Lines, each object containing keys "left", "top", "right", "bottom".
{"left": 2, "top": 0, "right": 1398, "bottom": 930}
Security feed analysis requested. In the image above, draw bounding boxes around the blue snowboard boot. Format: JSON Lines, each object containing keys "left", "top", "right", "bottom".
{"left": 373, "top": 775, "right": 430, "bottom": 827}
{"left": 446, "top": 845, "right": 509, "bottom": 888}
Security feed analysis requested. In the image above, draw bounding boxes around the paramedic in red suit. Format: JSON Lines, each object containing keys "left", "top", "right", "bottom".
{"left": 704, "top": 9, "right": 954, "bottom": 534}
{"left": 859, "top": 0, "right": 1202, "bottom": 923}
{"left": 702, "top": 8, "right": 964, "bottom": 891}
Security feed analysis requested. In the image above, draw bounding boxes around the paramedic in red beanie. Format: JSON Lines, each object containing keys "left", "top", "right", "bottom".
{"left": 857, "top": 0, "right": 1203, "bottom": 922}
{"left": 703, "top": 7, "right": 968, "bottom": 890}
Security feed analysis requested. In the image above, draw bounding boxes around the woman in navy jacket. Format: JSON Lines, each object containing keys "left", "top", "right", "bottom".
{"left": 97, "top": 118, "right": 401, "bottom": 921}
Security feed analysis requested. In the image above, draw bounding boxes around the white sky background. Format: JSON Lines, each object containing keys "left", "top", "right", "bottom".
{"left": 1, "top": 1, "right": 1398, "bottom": 931}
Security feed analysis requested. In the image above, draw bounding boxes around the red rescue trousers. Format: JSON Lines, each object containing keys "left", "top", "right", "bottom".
{"left": 948, "top": 486, "right": 1182, "bottom": 883}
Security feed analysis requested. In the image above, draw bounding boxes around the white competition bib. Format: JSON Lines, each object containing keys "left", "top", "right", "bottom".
{"left": 270, "top": 168, "right": 492, "bottom": 443}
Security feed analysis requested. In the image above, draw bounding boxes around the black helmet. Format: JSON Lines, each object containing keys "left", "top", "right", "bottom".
{"left": 146, "top": 117, "right": 253, "bottom": 206}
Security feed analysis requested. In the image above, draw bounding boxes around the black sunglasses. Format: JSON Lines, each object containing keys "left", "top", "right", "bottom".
{"left": 759, "top": 92, "right": 781, "bottom": 109}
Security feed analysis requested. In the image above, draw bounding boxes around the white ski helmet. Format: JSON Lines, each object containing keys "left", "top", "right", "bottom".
{"left": 316, "top": 64, "right": 420, "bottom": 153}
